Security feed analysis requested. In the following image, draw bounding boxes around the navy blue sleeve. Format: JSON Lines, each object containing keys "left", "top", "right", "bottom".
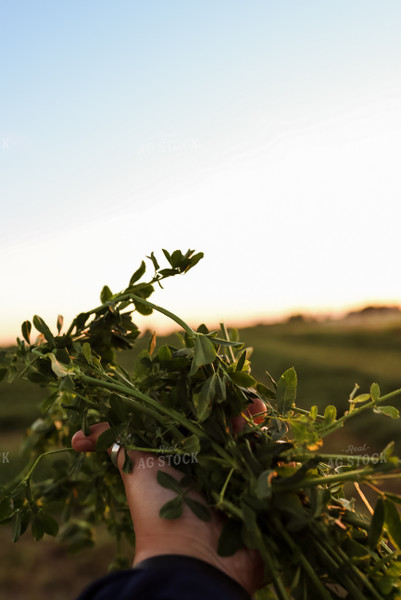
{"left": 76, "top": 554, "right": 253, "bottom": 600}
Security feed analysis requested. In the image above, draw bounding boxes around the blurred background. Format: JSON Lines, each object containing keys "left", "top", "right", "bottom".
{"left": 1, "top": 1, "right": 401, "bottom": 597}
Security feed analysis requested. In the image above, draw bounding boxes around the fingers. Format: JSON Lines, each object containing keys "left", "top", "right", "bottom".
{"left": 71, "top": 422, "right": 110, "bottom": 453}
{"left": 231, "top": 396, "right": 267, "bottom": 434}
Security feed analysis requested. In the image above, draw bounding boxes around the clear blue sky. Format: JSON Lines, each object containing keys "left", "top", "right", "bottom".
{"left": 1, "top": 1, "right": 401, "bottom": 343}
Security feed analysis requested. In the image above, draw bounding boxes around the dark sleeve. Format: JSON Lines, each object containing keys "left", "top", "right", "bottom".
{"left": 76, "top": 554, "right": 253, "bottom": 600}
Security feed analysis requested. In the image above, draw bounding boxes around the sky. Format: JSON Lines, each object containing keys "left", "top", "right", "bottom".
{"left": 1, "top": 1, "right": 401, "bottom": 345}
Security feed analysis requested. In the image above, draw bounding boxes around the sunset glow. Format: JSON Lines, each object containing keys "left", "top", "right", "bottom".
{"left": 1, "top": 1, "right": 401, "bottom": 345}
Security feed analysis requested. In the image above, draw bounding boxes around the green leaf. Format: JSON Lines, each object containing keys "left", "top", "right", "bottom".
{"left": 369, "top": 497, "right": 385, "bottom": 549}
{"left": 256, "top": 383, "right": 275, "bottom": 400}
{"left": 276, "top": 367, "right": 297, "bottom": 415}
{"left": 82, "top": 342, "right": 92, "bottom": 364}
{"left": 41, "top": 391, "right": 59, "bottom": 414}
{"left": 189, "top": 334, "right": 217, "bottom": 375}
{"left": 308, "top": 487, "right": 330, "bottom": 519}
{"left": 373, "top": 406, "right": 399, "bottom": 419}
{"left": 370, "top": 382, "right": 381, "bottom": 402}
{"left": 209, "top": 337, "right": 243, "bottom": 348}
{"left": 265, "top": 370, "right": 277, "bottom": 390}
{"left": 159, "top": 496, "right": 183, "bottom": 519}
{"left": 31, "top": 514, "right": 44, "bottom": 541}
{"left": 157, "top": 471, "right": 182, "bottom": 494}
{"left": 48, "top": 353, "right": 69, "bottom": 378}
{"left": 342, "top": 538, "right": 370, "bottom": 564}
{"left": 40, "top": 511, "right": 59, "bottom": 537}
{"left": 162, "top": 249, "right": 173, "bottom": 266}
{"left": 0, "top": 368, "right": 8, "bottom": 383}
{"left": 217, "top": 519, "right": 243, "bottom": 556}
{"left": 81, "top": 413, "right": 91, "bottom": 437}
{"left": 12, "top": 510, "right": 22, "bottom": 542}
{"left": 0, "top": 497, "right": 14, "bottom": 521}
{"left": 192, "top": 374, "right": 217, "bottom": 422}
{"left": 21, "top": 320, "right": 32, "bottom": 344}
{"left": 384, "top": 493, "right": 401, "bottom": 506}
{"left": 32, "top": 511, "right": 59, "bottom": 541}
{"left": 147, "top": 251, "right": 160, "bottom": 271}
{"left": 385, "top": 499, "right": 401, "bottom": 549}
{"left": 122, "top": 452, "right": 133, "bottom": 473}
{"left": 229, "top": 371, "right": 257, "bottom": 388}
{"left": 185, "top": 251, "right": 204, "bottom": 272}
{"left": 134, "top": 299, "right": 153, "bottom": 315}
{"left": 33, "top": 315, "right": 55, "bottom": 344}
{"left": 181, "top": 435, "right": 200, "bottom": 454}
{"left": 322, "top": 405, "right": 337, "bottom": 424}
{"left": 235, "top": 351, "right": 246, "bottom": 372}
{"left": 129, "top": 260, "right": 146, "bottom": 285}
{"left": 256, "top": 470, "right": 274, "bottom": 500}
{"left": 381, "top": 441, "right": 396, "bottom": 463}
{"left": 376, "top": 576, "right": 396, "bottom": 596}
{"left": 170, "top": 250, "right": 184, "bottom": 268}
{"left": 157, "top": 345, "right": 172, "bottom": 362}
{"left": 96, "top": 426, "right": 124, "bottom": 452}
{"left": 184, "top": 497, "right": 211, "bottom": 521}
{"left": 351, "top": 393, "right": 371, "bottom": 404}
{"left": 100, "top": 285, "right": 113, "bottom": 303}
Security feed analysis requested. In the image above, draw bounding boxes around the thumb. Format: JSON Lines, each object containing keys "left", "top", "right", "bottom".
{"left": 71, "top": 422, "right": 110, "bottom": 452}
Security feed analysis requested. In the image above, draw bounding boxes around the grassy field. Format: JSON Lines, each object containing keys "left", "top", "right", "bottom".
{"left": 1, "top": 311, "right": 401, "bottom": 597}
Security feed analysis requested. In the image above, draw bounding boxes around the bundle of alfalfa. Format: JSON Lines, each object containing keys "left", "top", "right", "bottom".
{"left": 1, "top": 249, "right": 401, "bottom": 599}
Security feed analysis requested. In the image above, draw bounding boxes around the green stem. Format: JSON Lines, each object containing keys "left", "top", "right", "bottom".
{"left": 125, "top": 445, "right": 189, "bottom": 455}
{"left": 217, "top": 468, "right": 234, "bottom": 508}
{"left": 67, "top": 291, "right": 195, "bottom": 338}
{"left": 128, "top": 294, "right": 195, "bottom": 336}
{"left": 317, "top": 453, "right": 390, "bottom": 465}
{"left": 319, "top": 388, "right": 401, "bottom": 437}
{"left": 273, "top": 518, "right": 333, "bottom": 600}
{"left": 79, "top": 374, "right": 237, "bottom": 467}
{"left": 22, "top": 448, "right": 76, "bottom": 483}
{"left": 274, "top": 466, "right": 375, "bottom": 491}
{"left": 320, "top": 539, "right": 371, "bottom": 600}
{"left": 292, "top": 406, "right": 325, "bottom": 420}
{"left": 335, "top": 546, "right": 385, "bottom": 600}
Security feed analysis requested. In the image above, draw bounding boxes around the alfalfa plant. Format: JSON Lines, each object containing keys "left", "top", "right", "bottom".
{"left": 1, "top": 249, "right": 401, "bottom": 599}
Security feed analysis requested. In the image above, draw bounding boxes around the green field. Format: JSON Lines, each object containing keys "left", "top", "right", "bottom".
{"left": 1, "top": 312, "right": 401, "bottom": 598}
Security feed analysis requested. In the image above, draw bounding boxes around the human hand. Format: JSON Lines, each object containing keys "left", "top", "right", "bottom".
{"left": 71, "top": 397, "right": 266, "bottom": 596}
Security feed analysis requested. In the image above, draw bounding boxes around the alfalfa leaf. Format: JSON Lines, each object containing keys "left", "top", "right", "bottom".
{"left": 21, "top": 320, "right": 32, "bottom": 344}
{"left": 370, "top": 382, "right": 381, "bottom": 402}
{"left": 48, "top": 354, "right": 69, "bottom": 378}
{"left": 276, "top": 367, "right": 297, "bottom": 415}
{"left": 184, "top": 497, "right": 211, "bottom": 521}
{"left": 369, "top": 497, "right": 385, "bottom": 549}
{"left": 129, "top": 261, "right": 146, "bottom": 285}
{"left": 96, "top": 425, "right": 124, "bottom": 452}
{"left": 351, "top": 393, "right": 371, "bottom": 404}
{"left": 217, "top": 519, "right": 244, "bottom": 556}
{"left": 33, "top": 316, "right": 55, "bottom": 345}
{"left": 159, "top": 496, "right": 183, "bottom": 519}
{"left": 157, "top": 471, "right": 182, "bottom": 494}
{"left": 373, "top": 406, "right": 399, "bottom": 419}
{"left": 385, "top": 499, "right": 401, "bottom": 550}
{"left": 323, "top": 405, "right": 337, "bottom": 425}
{"left": 229, "top": 371, "right": 257, "bottom": 388}
{"left": 100, "top": 285, "right": 113, "bottom": 303}
{"left": 189, "top": 334, "right": 217, "bottom": 375}
{"left": 82, "top": 342, "right": 92, "bottom": 364}
{"left": 192, "top": 374, "right": 217, "bottom": 422}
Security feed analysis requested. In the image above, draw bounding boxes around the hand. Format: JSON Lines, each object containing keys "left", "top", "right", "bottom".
{"left": 71, "top": 397, "right": 266, "bottom": 596}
